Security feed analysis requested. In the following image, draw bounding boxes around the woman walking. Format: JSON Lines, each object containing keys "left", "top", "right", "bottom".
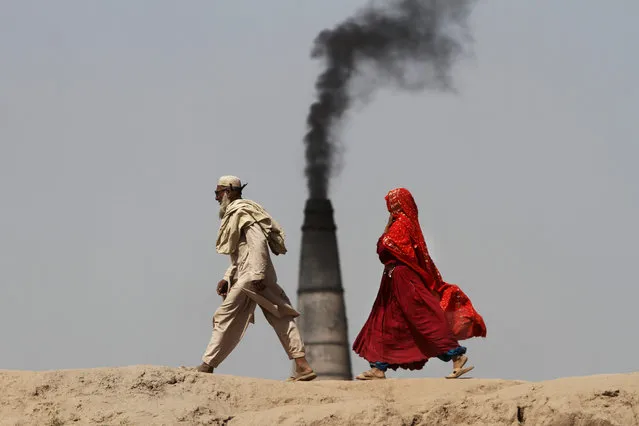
{"left": 353, "top": 188, "right": 486, "bottom": 380}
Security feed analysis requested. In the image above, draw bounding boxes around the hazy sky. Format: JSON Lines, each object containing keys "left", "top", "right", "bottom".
{"left": 1, "top": 1, "right": 637, "bottom": 382}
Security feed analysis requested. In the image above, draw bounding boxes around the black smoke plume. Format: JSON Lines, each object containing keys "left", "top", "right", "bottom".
{"left": 304, "top": 0, "right": 477, "bottom": 199}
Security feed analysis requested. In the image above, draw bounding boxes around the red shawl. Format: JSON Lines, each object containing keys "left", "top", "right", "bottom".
{"left": 382, "top": 188, "right": 487, "bottom": 340}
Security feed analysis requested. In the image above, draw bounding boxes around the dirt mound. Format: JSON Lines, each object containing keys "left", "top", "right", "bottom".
{"left": 0, "top": 366, "right": 637, "bottom": 425}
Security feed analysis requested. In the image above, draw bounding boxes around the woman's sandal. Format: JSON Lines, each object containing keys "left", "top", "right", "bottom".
{"left": 446, "top": 355, "right": 474, "bottom": 379}
{"left": 355, "top": 368, "right": 386, "bottom": 380}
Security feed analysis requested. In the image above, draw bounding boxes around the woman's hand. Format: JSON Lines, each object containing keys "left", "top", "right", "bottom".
{"left": 384, "top": 214, "right": 394, "bottom": 233}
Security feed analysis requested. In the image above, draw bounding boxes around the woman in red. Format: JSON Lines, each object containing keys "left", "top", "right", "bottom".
{"left": 353, "top": 188, "right": 487, "bottom": 380}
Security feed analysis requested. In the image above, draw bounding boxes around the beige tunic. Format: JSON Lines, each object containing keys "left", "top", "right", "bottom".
{"left": 223, "top": 224, "right": 300, "bottom": 319}
{"left": 202, "top": 222, "right": 304, "bottom": 368}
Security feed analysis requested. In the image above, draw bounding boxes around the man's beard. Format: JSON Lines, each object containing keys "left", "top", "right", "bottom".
{"left": 219, "top": 193, "right": 231, "bottom": 219}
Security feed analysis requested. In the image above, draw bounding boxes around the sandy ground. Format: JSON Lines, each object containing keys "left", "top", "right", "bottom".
{"left": 0, "top": 366, "right": 637, "bottom": 425}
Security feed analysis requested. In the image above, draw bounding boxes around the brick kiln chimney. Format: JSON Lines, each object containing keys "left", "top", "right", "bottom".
{"left": 295, "top": 198, "right": 352, "bottom": 380}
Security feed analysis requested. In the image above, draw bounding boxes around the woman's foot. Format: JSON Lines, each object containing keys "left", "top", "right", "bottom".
{"left": 446, "top": 355, "right": 474, "bottom": 379}
{"left": 355, "top": 367, "right": 386, "bottom": 380}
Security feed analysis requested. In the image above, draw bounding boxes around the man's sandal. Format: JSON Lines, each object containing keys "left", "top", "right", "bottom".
{"left": 286, "top": 371, "right": 317, "bottom": 382}
{"left": 195, "top": 363, "right": 214, "bottom": 373}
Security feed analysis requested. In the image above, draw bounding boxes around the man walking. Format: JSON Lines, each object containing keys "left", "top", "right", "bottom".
{"left": 196, "top": 175, "right": 316, "bottom": 382}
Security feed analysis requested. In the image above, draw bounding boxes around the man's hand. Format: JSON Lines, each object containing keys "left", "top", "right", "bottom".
{"left": 217, "top": 279, "right": 229, "bottom": 298}
{"left": 252, "top": 279, "right": 266, "bottom": 292}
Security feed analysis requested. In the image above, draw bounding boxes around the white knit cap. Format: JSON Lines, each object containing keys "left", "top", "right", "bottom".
{"left": 217, "top": 175, "right": 242, "bottom": 189}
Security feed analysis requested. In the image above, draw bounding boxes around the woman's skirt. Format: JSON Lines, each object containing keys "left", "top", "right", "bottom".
{"left": 352, "top": 264, "right": 462, "bottom": 370}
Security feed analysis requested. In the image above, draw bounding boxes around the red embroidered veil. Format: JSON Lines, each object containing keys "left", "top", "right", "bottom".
{"left": 382, "top": 188, "right": 487, "bottom": 340}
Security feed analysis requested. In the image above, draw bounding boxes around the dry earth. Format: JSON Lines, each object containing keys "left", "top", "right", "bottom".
{"left": 0, "top": 366, "right": 637, "bottom": 425}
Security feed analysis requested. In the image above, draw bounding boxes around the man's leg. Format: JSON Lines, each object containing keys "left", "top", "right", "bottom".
{"left": 200, "top": 284, "right": 256, "bottom": 371}
{"left": 261, "top": 307, "right": 315, "bottom": 381}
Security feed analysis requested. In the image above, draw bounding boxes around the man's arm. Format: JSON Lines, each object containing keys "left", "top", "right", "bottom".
{"left": 216, "top": 263, "right": 237, "bottom": 299}
{"left": 244, "top": 223, "right": 269, "bottom": 289}
{"left": 223, "top": 263, "right": 237, "bottom": 284}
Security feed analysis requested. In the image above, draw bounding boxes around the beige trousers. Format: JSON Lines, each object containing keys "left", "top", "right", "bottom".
{"left": 202, "top": 281, "right": 305, "bottom": 368}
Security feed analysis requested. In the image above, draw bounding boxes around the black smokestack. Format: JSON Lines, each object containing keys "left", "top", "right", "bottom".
{"left": 304, "top": 0, "right": 476, "bottom": 198}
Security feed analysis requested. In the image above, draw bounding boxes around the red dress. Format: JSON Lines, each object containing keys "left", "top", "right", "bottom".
{"left": 352, "top": 188, "right": 486, "bottom": 370}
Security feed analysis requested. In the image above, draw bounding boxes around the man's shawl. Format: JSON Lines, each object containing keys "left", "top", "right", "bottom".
{"left": 216, "top": 199, "right": 287, "bottom": 256}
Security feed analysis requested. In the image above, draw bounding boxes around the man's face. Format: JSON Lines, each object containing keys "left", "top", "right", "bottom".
{"left": 216, "top": 185, "right": 237, "bottom": 219}
{"left": 218, "top": 192, "right": 231, "bottom": 219}
{"left": 215, "top": 185, "right": 230, "bottom": 204}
